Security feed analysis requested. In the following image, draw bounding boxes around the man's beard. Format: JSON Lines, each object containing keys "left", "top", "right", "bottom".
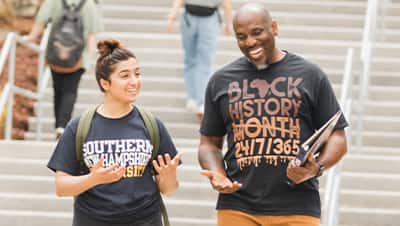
{"left": 246, "top": 57, "right": 268, "bottom": 70}
{"left": 255, "top": 63, "right": 268, "bottom": 70}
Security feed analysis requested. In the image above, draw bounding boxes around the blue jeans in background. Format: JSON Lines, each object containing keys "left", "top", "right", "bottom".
{"left": 180, "top": 11, "right": 220, "bottom": 110}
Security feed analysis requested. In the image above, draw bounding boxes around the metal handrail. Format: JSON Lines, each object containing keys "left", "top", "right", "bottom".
{"left": 322, "top": 48, "right": 354, "bottom": 226}
{"left": 357, "top": 0, "right": 378, "bottom": 151}
{"left": 0, "top": 26, "right": 51, "bottom": 140}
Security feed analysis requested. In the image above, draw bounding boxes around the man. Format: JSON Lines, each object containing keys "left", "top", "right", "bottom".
{"left": 167, "top": 0, "right": 232, "bottom": 121}
{"left": 198, "top": 3, "right": 348, "bottom": 226}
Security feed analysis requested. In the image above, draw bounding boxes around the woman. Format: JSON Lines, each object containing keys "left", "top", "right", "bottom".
{"left": 167, "top": 0, "right": 232, "bottom": 121}
{"left": 47, "top": 38, "right": 181, "bottom": 226}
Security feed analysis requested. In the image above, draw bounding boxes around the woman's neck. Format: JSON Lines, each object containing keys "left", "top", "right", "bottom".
{"left": 97, "top": 100, "right": 133, "bottom": 119}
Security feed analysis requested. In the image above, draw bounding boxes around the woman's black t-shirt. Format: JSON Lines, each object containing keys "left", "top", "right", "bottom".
{"left": 48, "top": 107, "right": 178, "bottom": 223}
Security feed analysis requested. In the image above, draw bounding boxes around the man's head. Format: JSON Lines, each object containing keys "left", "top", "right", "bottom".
{"left": 233, "top": 3, "right": 279, "bottom": 68}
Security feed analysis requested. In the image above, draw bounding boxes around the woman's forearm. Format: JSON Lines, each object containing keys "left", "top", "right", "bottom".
{"left": 55, "top": 171, "right": 98, "bottom": 197}
{"left": 26, "top": 22, "right": 45, "bottom": 42}
{"left": 168, "top": 0, "right": 184, "bottom": 20}
{"left": 156, "top": 174, "right": 179, "bottom": 196}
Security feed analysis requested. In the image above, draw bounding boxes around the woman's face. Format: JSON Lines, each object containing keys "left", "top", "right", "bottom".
{"left": 101, "top": 57, "right": 142, "bottom": 104}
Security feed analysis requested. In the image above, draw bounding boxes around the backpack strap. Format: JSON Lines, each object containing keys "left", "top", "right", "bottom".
{"left": 75, "top": 106, "right": 97, "bottom": 174}
{"left": 136, "top": 106, "right": 160, "bottom": 157}
{"left": 159, "top": 201, "right": 170, "bottom": 226}
{"left": 61, "top": 0, "right": 69, "bottom": 10}
{"left": 136, "top": 106, "right": 169, "bottom": 226}
{"left": 61, "top": 0, "right": 87, "bottom": 11}
{"left": 75, "top": 0, "right": 87, "bottom": 12}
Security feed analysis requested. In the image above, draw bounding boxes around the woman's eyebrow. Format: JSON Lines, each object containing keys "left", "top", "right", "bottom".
{"left": 118, "top": 69, "right": 131, "bottom": 74}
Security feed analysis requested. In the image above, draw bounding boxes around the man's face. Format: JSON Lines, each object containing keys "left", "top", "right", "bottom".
{"left": 233, "top": 12, "right": 277, "bottom": 67}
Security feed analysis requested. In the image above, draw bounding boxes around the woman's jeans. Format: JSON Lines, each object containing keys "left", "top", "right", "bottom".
{"left": 180, "top": 11, "right": 219, "bottom": 106}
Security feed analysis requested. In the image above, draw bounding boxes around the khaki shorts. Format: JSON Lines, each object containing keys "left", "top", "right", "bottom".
{"left": 218, "top": 209, "right": 320, "bottom": 226}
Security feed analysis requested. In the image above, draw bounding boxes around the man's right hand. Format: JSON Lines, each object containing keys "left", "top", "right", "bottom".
{"left": 201, "top": 169, "right": 242, "bottom": 193}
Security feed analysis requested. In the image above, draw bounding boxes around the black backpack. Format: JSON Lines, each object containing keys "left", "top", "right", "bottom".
{"left": 46, "top": 0, "right": 86, "bottom": 72}
{"left": 75, "top": 106, "right": 170, "bottom": 226}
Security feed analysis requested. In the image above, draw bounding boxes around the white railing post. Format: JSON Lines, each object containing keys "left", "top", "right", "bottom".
{"left": 36, "top": 26, "right": 50, "bottom": 140}
{"left": 323, "top": 48, "right": 353, "bottom": 226}
{"left": 0, "top": 34, "right": 13, "bottom": 75}
{"left": 0, "top": 25, "right": 51, "bottom": 140}
{"left": 5, "top": 34, "right": 16, "bottom": 140}
{"left": 358, "top": 0, "right": 377, "bottom": 152}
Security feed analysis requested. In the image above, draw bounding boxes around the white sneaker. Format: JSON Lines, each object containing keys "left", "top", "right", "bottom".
{"left": 55, "top": 127, "right": 65, "bottom": 139}
{"left": 198, "top": 104, "right": 204, "bottom": 114}
{"left": 196, "top": 104, "right": 204, "bottom": 122}
{"left": 186, "top": 99, "right": 198, "bottom": 113}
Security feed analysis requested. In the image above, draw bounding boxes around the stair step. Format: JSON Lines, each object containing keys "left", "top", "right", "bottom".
{"left": 102, "top": 8, "right": 365, "bottom": 28}
{"left": 0, "top": 209, "right": 216, "bottom": 226}
{"left": 101, "top": 0, "right": 366, "bottom": 15}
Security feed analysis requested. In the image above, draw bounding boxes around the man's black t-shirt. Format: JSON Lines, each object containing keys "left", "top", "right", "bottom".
{"left": 200, "top": 52, "right": 348, "bottom": 217}
{"left": 47, "top": 107, "right": 178, "bottom": 223}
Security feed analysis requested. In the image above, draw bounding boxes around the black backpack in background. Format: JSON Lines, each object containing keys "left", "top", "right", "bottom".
{"left": 46, "top": 0, "right": 86, "bottom": 73}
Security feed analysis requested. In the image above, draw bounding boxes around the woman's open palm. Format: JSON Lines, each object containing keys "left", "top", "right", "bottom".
{"left": 152, "top": 153, "right": 182, "bottom": 177}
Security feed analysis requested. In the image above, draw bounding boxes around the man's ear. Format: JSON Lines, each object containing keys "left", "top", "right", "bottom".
{"left": 271, "top": 19, "right": 278, "bottom": 36}
{"left": 100, "top": 78, "right": 110, "bottom": 91}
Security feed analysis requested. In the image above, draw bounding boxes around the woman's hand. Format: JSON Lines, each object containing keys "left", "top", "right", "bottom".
{"left": 89, "top": 157, "right": 125, "bottom": 185}
{"left": 153, "top": 153, "right": 182, "bottom": 196}
{"left": 55, "top": 158, "right": 125, "bottom": 197}
{"left": 153, "top": 153, "right": 182, "bottom": 177}
{"left": 166, "top": 15, "right": 175, "bottom": 33}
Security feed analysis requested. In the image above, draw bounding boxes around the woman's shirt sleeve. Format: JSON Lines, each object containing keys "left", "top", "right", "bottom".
{"left": 47, "top": 118, "right": 81, "bottom": 175}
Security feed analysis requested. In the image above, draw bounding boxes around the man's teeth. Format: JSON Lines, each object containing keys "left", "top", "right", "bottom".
{"left": 250, "top": 48, "right": 262, "bottom": 55}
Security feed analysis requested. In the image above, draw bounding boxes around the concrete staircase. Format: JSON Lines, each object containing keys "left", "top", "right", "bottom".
{"left": 1, "top": 0, "right": 399, "bottom": 225}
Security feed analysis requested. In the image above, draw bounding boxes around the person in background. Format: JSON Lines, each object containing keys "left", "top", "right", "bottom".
{"left": 167, "top": 0, "right": 232, "bottom": 121}
{"left": 47, "top": 38, "right": 181, "bottom": 226}
{"left": 198, "top": 3, "right": 348, "bottom": 226}
{"left": 25, "top": 0, "right": 103, "bottom": 138}
{"left": 0, "top": 0, "right": 15, "bottom": 28}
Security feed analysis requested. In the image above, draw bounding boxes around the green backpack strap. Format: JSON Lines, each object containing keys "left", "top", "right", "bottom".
{"left": 159, "top": 201, "right": 169, "bottom": 226}
{"left": 136, "top": 106, "right": 169, "bottom": 226}
{"left": 75, "top": 106, "right": 97, "bottom": 174}
{"left": 136, "top": 106, "right": 160, "bottom": 158}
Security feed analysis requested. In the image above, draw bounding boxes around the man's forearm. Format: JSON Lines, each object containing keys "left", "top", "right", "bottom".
{"left": 317, "top": 129, "right": 347, "bottom": 169}
{"left": 198, "top": 143, "right": 225, "bottom": 175}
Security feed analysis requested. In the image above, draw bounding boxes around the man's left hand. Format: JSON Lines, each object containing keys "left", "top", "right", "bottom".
{"left": 286, "top": 154, "right": 320, "bottom": 184}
